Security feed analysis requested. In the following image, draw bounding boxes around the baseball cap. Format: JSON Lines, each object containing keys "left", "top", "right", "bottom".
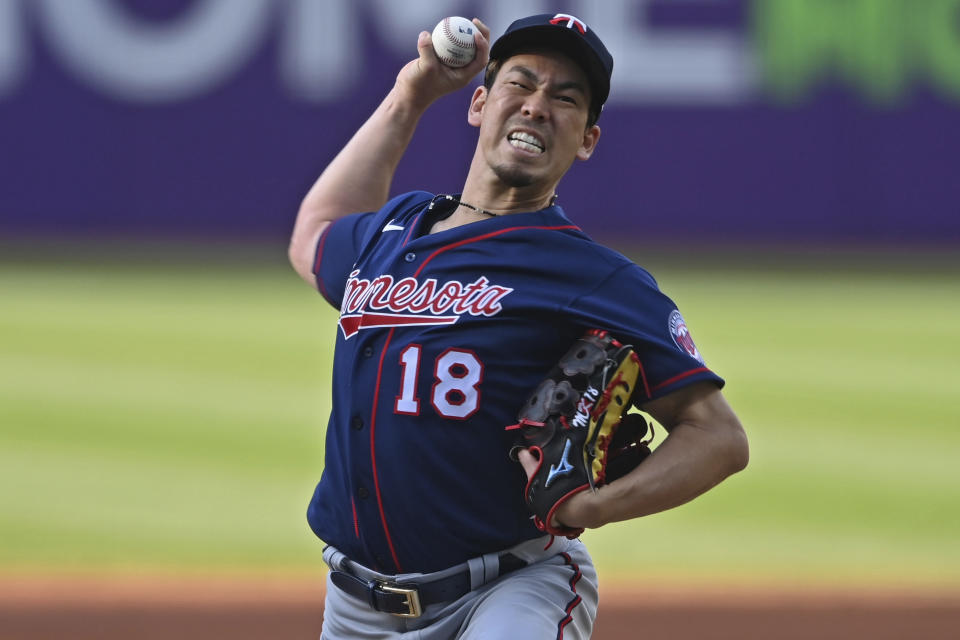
{"left": 489, "top": 14, "right": 614, "bottom": 119}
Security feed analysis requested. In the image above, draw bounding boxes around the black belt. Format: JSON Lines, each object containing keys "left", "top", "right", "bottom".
{"left": 329, "top": 553, "right": 527, "bottom": 618}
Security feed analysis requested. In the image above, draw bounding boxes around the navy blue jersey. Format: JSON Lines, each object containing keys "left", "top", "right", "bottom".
{"left": 307, "top": 192, "right": 723, "bottom": 574}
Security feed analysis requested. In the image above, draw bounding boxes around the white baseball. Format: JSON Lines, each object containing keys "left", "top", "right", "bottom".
{"left": 431, "top": 17, "right": 477, "bottom": 68}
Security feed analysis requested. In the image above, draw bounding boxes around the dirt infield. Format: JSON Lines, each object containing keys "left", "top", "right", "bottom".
{"left": 3, "top": 575, "right": 958, "bottom": 639}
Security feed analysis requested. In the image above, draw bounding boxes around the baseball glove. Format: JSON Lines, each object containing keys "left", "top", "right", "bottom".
{"left": 507, "top": 329, "right": 652, "bottom": 538}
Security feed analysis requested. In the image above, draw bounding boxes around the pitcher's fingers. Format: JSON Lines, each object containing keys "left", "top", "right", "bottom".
{"left": 517, "top": 448, "right": 539, "bottom": 480}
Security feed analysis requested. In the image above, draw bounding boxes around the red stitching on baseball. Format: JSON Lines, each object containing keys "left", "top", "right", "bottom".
{"left": 442, "top": 17, "right": 473, "bottom": 48}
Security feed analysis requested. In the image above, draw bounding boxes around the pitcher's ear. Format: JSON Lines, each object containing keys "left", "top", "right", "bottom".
{"left": 577, "top": 124, "right": 601, "bottom": 161}
{"left": 468, "top": 86, "right": 487, "bottom": 128}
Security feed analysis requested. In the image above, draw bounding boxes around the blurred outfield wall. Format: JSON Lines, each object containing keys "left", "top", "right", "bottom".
{"left": 0, "top": 0, "right": 958, "bottom": 245}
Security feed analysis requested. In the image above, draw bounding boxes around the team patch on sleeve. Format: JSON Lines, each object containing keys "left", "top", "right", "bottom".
{"left": 668, "top": 310, "right": 704, "bottom": 364}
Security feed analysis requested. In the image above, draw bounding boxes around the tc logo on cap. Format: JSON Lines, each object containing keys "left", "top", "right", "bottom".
{"left": 549, "top": 13, "right": 588, "bottom": 34}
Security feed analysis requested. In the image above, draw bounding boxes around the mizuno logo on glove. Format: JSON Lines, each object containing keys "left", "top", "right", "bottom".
{"left": 545, "top": 438, "right": 575, "bottom": 487}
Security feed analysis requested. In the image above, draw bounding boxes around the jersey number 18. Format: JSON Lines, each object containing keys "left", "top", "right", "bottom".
{"left": 395, "top": 344, "right": 483, "bottom": 420}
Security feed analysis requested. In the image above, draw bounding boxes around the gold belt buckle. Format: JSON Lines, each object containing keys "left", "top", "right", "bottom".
{"left": 380, "top": 583, "right": 423, "bottom": 618}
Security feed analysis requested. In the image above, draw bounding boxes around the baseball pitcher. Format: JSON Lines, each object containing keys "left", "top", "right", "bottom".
{"left": 288, "top": 13, "right": 749, "bottom": 639}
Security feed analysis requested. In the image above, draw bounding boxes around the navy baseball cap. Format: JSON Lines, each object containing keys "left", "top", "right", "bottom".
{"left": 489, "top": 14, "right": 614, "bottom": 119}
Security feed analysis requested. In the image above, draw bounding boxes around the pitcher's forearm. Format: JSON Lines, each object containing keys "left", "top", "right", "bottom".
{"left": 580, "top": 419, "right": 748, "bottom": 526}
{"left": 288, "top": 85, "right": 429, "bottom": 284}
{"left": 289, "top": 19, "right": 490, "bottom": 284}
{"left": 288, "top": 22, "right": 490, "bottom": 286}
{"left": 300, "top": 86, "right": 428, "bottom": 222}
{"left": 554, "top": 385, "right": 749, "bottom": 529}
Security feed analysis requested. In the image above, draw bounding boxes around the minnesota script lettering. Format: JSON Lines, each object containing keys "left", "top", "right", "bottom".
{"left": 338, "top": 270, "right": 514, "bottom": 338}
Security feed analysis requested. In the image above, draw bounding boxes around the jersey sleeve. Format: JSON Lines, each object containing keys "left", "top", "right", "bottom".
{"left": 569, "top": 263, "right": 725, "bottom": 402}
{"left": 310, "top": 191, "right": 434, "bottom": 308}
{"left": 311, "top": 212, "right": 379, "bottom": 308}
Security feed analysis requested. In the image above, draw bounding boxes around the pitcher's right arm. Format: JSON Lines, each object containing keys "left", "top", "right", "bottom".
{"left": 288, "top": 20, "right": 490, "bottom": 287}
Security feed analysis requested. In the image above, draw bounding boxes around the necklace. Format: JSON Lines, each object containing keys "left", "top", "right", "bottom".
{"left": 448, "top": 193, "right": 559, "bottom": 217}
{"left": 456, "top": 199, "right": 498, "bottom": 217}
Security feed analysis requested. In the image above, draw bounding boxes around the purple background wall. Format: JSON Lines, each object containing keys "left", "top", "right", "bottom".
{"left": 1, "top": 0, "right": 958, "bottom": 245}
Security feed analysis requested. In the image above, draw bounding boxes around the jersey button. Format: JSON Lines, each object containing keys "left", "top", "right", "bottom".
{"left": 358, "top": 487, "right": 369, "bottom": 499}
{"left": 351, "top": 416, "right": 363, "bottom": 430}
{"left": 404, "top": 252, "right": 416, "bottom": 262}
{"left": 362, "top": 346, "right": 374, "bottom": 358}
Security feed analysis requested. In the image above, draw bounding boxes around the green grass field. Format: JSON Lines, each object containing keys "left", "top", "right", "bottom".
{"left": 2, "top": 243, "right": 958, "bottom": 589}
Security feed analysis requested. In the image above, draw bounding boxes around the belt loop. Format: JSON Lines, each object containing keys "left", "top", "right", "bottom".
{"left": 365, "top": 580, "right": 380, "bottom": 610}
{"left": 468, "top": 552, "right": 502, "bottom": 590}
{"left": 467, "top": 557, "right": 485, "bottom": 590}
{"left": 482, "top": 552, "right": 500, "bottom": 584}
{"left": 323, "top": 545, "right": 348, "bottom": 572}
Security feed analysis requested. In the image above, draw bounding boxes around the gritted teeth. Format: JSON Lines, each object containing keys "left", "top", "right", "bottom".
{"left": 508, "top": 131, "right": 545, "bottom": 153}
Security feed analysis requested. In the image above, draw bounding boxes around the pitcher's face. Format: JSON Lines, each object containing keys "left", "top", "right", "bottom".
{"left": 470, "top": 50, "right": 600, "bottom": 190}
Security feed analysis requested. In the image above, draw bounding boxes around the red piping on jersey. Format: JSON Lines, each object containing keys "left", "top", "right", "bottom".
{"left": 351, "top": 497, "right": 360, "bottom": 538}
{"left": 312, "top": 222, "right": 334, "bottom": 303}
{"left": 401, "top": 212, "right": 422, "bottom": 246}
{"left": 413, "top": 225, "right": 581, "bottom": 277}
{"left": 555, "top": 551, "right": 584, "bottom": 639}
{"left": 370, "top": 327, "right": 403, "bottom": 572}
{"left": 651, "top": 367, "right": 712, "bottom": 393}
